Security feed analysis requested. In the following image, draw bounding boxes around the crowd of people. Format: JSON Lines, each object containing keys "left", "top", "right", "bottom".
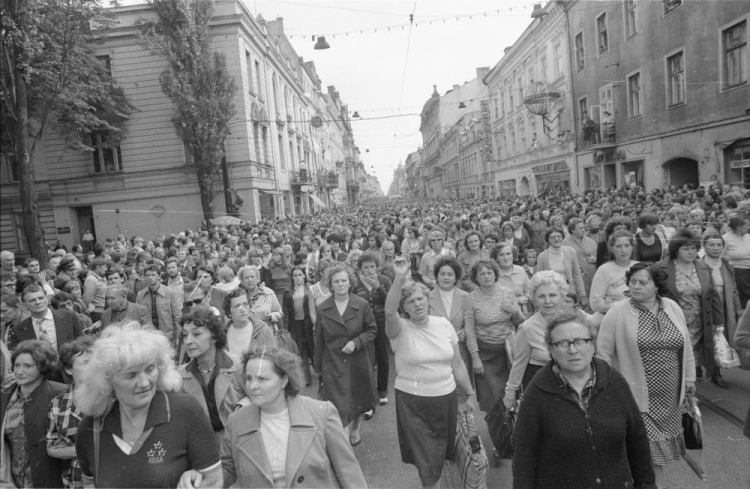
{"left": 1, "top": 182, "right": 750, "bottom": 488}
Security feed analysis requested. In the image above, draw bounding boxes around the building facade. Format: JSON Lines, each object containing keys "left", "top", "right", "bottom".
{"left": 568, "top": 0, "right": 749, "bottom": 192}
{"left": 0, "top": 1, "right": 367, "bottom": 254}
{"left": 484, "top": 2, "right": 577, "bottom": 198}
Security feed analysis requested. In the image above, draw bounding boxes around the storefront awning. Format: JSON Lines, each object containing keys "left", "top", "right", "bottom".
{"left": 309, "top": 194, "right": 327, "bottom": 208}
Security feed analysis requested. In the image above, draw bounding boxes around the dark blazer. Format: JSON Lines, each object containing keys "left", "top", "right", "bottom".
{"left": 282, "top": 287, "right": 312, "bottom": 328}
{"left": 100, "top": 301, "right": 151, "bottom": 328}
{"left": 657, "top": 258, "right": 724, "bottom": 375}
{"left": 513, "top": 358, "right": 655, "bottom": 489}
{"left": 7, "top": 308, "right": 84, "bottom": 351}
{"left": 221, "top": 395, "right": 367, "bottom": 488}
{"left": 1, "top": 379, "right": 70, "bottom": 488}
{"left": 313, "top": 294, "right": 377, "bottom": 426}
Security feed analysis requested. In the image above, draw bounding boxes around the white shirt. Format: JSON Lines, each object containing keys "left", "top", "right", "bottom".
{"left": 33, "top": 309, "right": 57, "bottom": 350}
{"left": 260, "top": 409, "right": 290, "bottom": 484}
{"left": 438, "top": 288, "right": 453, "bottom": 317}
{"left": 226, "top": 321, "right": 254, "bottom": 357}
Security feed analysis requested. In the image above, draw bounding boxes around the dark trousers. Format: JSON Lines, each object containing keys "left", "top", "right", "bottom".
{"left": 374, "top": 315, "right": 390, "bottom": 397}
{"left": 289, "top": 317, "right": 314, "bottom": 383}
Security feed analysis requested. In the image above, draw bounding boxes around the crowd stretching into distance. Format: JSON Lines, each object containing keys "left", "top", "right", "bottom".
{"left": 1, "top": 182, "right": 750, "bottom": 489}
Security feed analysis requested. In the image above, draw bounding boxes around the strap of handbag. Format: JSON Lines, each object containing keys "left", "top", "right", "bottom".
{"left": 94, "top": 416, "right": 102, "bottom": 482}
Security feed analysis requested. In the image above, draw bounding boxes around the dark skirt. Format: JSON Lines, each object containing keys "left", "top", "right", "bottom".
{"left": 475, "top": 339, "right": 510, "bottom": 412}
{"left": 396, "top": 388, "right": 458, "bottom": 487}
{"left": 735, "top": 267, "right": 750, "bottom": 309}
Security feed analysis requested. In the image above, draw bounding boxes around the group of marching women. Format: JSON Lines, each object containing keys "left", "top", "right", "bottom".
{"left": 2, "top": 183, "right": 750, "bottom": 488}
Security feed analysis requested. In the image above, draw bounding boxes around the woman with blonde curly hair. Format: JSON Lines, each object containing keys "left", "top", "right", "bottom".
{"left": 74, "top": 323, "right": 222, "bottom": 488}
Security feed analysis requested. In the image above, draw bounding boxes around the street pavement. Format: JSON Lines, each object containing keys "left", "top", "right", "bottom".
{"left": 301, "top": 356, "right": 749, "bottom": 488}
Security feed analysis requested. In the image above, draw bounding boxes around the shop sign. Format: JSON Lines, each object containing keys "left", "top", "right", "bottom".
{"left": 594, "top": 149, "right": 627, "bottom": 164}
{"left": 730, "top": 159, "right": 750, "bottom": 168}
{"left": 57, "top": 227, "right": 71, "bottom": 234}
{"left": 531, "top": 161, "right": 568, "bottom": 175}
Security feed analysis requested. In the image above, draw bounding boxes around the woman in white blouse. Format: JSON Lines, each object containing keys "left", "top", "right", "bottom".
{"left": 590, "top": 230, "right": 639, "bottom": 314}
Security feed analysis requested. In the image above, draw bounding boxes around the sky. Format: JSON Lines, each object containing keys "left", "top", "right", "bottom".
{"left": 248, "top": 0, "right": 537, "bottom": 192}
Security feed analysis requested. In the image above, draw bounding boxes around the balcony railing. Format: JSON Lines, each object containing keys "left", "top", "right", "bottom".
{"left": 291, "top": 170, "right": 313, "bottom": 185}
{"left": 328, "top": 174, "right": 339, "bottom": 188}
{"left": 582, "top": 122, "right": 616, "bottom": 148}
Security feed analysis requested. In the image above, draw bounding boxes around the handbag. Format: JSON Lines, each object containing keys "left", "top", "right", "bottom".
{"left": 682, "top": 392, "right": 703, "bottom": 450}
{"left": 714, "top": 326, "right": 741, "bottom": 369}
{"left": 485, "top": 397, "right": 516, "bottom": 459}
{"left": 273, "top": 325, "right": 300, "bottom": 355}
{"left": 454, "top": 410, "right": 488, "bottom": 489}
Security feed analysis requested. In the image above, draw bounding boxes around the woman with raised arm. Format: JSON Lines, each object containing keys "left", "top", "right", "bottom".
{"left": 385, "top": 256, "right": 477, "bottom": 489}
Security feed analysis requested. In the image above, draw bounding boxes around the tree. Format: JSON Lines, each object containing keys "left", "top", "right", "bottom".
{"left": 140, "top": 0, "right": 236, "bottom": 222}
{"left": 1, "top": 0, "right": 134, "bottom": 267}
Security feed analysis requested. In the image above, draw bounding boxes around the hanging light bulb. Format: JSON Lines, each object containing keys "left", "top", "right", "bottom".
{"left": 352, "top": 111, "right": 360, "bottom": 118}
{"left": 458, "top": 102, "right": 466, "bottom": 109}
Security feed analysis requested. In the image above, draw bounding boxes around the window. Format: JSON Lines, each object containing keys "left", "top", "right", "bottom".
{"left": 666, "top": 51, "right": 685, "bottom": 106}
{"left": 91, "top": 131, "right": 122, "bottom": 173}
{"left": 254, "top": 60, "right": 262, "bottom": 99}
{"left": 507, "top": 78, "right": 514, "bottom": 109}
{"left": 579, "top": 97, "right": 588, "bottom": 120}
{"left": 1, "top": 152, "right": 19, "bottom": 183}
{"left": 597, "top": 13, "right": 609, "bottom": 55}
{"left": 520, "top": 125, "right": 526, "bottom": 151}
{"left": 253, "top": 123, "right": 261, "bottom": 163}
{"left": 96, "top": 55, "right": 112, "bottom": 76}
{"left": 575, "top": 32, "right": 585, "bottom": 70}
{"left": 278, "top": 134, "right": 285, "bottom": 169}
{"left": 553, "top": 42, "right": 564, "bottom": 78}
{"left": 509, "top": 126, "right": 516, "bottom": 155}
{"left": 517, "top": 74, "right": 524, "bottom": 105}
{"left": 288, "top": 139, "right": 295, "bottom": 168}
{"left": 272, "top": 76, "right": 279, "bottom": 115}
{"left": 540, "top": 56, "right": 548, "bottom": 82}
{"left": 624, "top": 0, "right": 638, "bottom": 38}
{"left": 663, "top": 0, "right": 681, "bottom": 15}
{"left": 182, "top": 140, "right": 194, "bottom": 166}
{"left": 245, "top": 51, "right": 253, "bottom": 93}
{"left": 627, "top": 72, "right": 642, "bottom": 117}
{"left": 723, "top": 20, "right": 747, "bottom": 89}
{"left": 261, "top": 127, "right": 269, "bottom": 165}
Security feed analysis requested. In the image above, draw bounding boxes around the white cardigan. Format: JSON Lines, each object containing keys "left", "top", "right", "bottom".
{"left": 596, "top": 297, "right": 695, "bottom": 412}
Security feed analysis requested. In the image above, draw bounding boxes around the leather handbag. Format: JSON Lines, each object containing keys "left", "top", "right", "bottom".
{"left": 454, "top": 410, "right": 488, "bottom": 489}
{"left": 485, "top": 397, "right": 516, "bottom": 459}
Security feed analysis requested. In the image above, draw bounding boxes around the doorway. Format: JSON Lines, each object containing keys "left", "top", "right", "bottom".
{"left": 75, "top": 206, "right": 96, "bottom": 246}
{"left": 664, "top": 158, "right": 699, "bottom": 188}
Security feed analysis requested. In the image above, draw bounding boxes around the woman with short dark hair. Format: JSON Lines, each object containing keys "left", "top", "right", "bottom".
{"left": 464, "top": 260, "right": 525, "bottom": 413}
{"left": 220, "top": 347, "right": 366, "bottom": 488}
{"left": 46, "top": 336, "right": 95, "bottom": 489}
{"left": 2, "top": 340, "right": 69, "bottom": 488}
{"left": 282, "top": 266, "right": 315, "bottom": 386}
{"left": 656, "top": 228, "right": 724, "bottom": 386}
{"left": 598, "top": 263, "right": 696, "bottom": 488}
{"left": 178, "top": 307, "right": 244, "bottom": 443}
{"left": 634, "top": 213, "right": 668, "bottom": 264}
{"left": 513, "top": 312, "right": 655, "bottom": 489}
{"left": 537, "top": 227, "right": 586, "bottom": 304}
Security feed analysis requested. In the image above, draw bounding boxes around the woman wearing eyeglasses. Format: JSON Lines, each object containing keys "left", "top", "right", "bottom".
{"left": 513, "top": 312, "right": 655, "bottom": 489}
{"left": 597, "top": 263, "right": 695, "bottom": 489}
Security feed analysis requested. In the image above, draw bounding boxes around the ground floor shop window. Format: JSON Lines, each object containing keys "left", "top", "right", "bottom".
{"left": 623, "top": 160, "right": 644, "bottom": 188}
{"left": 535, "top": 172, "right": 570, "bottom": 195}
{"left": 727, "top": 142, "right": 750, "bottom": 189}
{"left": 585, "top": 166, "right": 601, "bottom": 190}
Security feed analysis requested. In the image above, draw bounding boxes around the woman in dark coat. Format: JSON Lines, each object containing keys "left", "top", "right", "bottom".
{"left": 282, "top": 266, "right": 315, "bottom": 385}
{"left": 656, "top": 228, "right": 724, "bottom": 386}
{"left": 314, "top": 262, "right": 377, "bottom": 446}
{"left": 513, "top": 312, "right": 655, "bottom": 489}
{"left": 1, "top": 340, "right": 69, "bottom": 488}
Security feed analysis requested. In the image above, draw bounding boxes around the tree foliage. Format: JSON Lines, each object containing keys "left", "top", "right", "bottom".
{"left": 140, "top": 0, "right": 236, "bottom": 222}
{"left": 1, "top": 0, "right": 135, "bottom": 266}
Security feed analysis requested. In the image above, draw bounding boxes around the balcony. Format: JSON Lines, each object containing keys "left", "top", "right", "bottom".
{"left": 582, "top": 122, "right": 616, "bottom": 149}
{"left": 328, "top": 173, "right": 339, "bottom": 188}
{"left": 347, "top": 179, "right": 360, "bottom": 192}
{"left": 291, "top": 170, "right": 313, "bottom": 186}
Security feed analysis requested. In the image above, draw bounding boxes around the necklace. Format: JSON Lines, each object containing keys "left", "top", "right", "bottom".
{"left": 197, "top": 363, "right": 215, "bottom": 374}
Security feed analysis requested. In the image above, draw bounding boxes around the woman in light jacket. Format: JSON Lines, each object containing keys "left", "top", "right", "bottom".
{"left": 536, "top": 226, "right": 586, "bottom": 305}
{"left": 178, "top": 307, "right": 244, "bottom": 444}
{"left": 428, "top": 256, "right": 471, "bottom": 393}
{"left": 221, "top": 347, "right": 366, "bottom": 489}
{"left": 597, "top": 263, "right": 695, "bottom": 489}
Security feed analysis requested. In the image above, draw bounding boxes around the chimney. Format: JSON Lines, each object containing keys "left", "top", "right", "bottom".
{"left": 476, "top": 67, "right": 490, "bottom": 79}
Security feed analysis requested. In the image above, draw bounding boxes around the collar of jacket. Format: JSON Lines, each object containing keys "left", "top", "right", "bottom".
{"left": 531, "top": 357, "right": 611, "bottom": 398}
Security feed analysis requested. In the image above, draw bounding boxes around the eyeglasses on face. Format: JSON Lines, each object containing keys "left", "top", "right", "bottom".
{"left": 552, "top": 338, "right": 592, "bottom": 350}
{"left": 184, "top": 298, "right": 205, "bottom": 307}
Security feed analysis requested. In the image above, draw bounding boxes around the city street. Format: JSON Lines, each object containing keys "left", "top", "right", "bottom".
{"left": 301, "top": 355, "right": 750, "bottom": 489}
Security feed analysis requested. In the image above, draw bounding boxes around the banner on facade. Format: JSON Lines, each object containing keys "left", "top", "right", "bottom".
{"left": 531, "top": 161, "right": 568, "bottom": 175}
